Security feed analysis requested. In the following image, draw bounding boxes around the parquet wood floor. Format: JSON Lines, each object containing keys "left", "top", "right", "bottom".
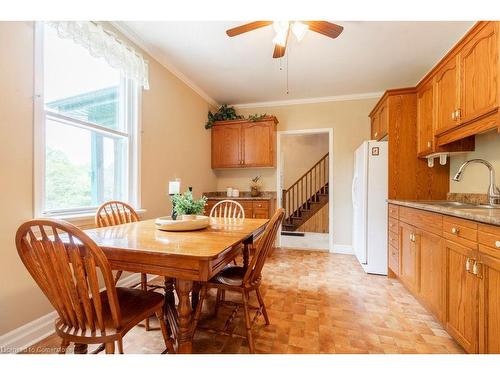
{"left": 24, "top": 249, "right": 464, "bottom": 354}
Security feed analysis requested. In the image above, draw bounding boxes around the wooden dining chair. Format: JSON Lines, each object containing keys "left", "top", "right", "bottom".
{"left": 95, "top": 201, "right": 140, "bottom": 285}
{"left": 15, "top": 219, "right": 173, "bottom": 354}
{"left": 209, "top": 199, "right": 245, "bottom": 219}
{"left": 95, "top": 201, "right": 156, "bottom": 330}
{"left": 194, "top": 208, "right": 285, "bottom": 354}
{"left": 210, "top": 200, "right": 245, "bottom": 267}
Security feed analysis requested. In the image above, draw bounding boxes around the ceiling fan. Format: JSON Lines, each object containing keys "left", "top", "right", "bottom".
{"left": 226, "top": 21, "right": 344, "bottom": 58}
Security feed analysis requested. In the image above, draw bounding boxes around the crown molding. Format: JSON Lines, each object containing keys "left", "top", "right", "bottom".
{"left": 110, "top": 21, "right": 219, "bottom": 108}
{"left": 232, "top": 91, "right": 384, "bottom": 109}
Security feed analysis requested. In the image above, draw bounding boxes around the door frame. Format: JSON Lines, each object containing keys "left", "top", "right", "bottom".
{"left": 276, "top": 128, "right": 334, "bottom": 252}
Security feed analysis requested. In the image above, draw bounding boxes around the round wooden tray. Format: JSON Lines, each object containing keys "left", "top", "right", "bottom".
{"left": 155, "top": 215, "right": 210, "bottom": 232}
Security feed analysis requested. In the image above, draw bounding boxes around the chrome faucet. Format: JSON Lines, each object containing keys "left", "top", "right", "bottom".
{"left": 452, "top": 159, "right": 500, "bottom": 206}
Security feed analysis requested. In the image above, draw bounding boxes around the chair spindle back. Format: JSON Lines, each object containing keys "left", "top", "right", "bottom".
{"left": 209, "top": 200, "right": 245, "bottom": 219}
{"left": 95, "top": 201, "right": 139, "bottom": 228}
{"left": 243, "top": 208, "right": 285, "bottom": 286}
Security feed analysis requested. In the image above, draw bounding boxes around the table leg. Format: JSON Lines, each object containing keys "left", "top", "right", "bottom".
{"left": 164, "top": 277, "right": 176, "bottom": 337}
{"left": 175, "top": 279, "right": 194, "bottom": 354}
{"left": 73, "top": 343, "right": 88, "bottom": 354}
{"left": 191, "top": 282, "right": 200, "bottom": 311}
{"left": 243, "top": 243, "right": 250, "bottom": 269}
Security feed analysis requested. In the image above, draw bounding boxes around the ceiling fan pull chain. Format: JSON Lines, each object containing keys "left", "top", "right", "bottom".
{"left": 286, "top": 43, "right": 289, "bottom": 94}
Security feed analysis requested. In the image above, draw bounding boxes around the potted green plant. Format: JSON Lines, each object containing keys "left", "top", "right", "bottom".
{"left": 171, "top": 190, "right": 207, "bottom": 220}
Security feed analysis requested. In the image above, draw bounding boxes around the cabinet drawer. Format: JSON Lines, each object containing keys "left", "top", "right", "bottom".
{"left": 389, "top": 245, "right": 399, "bottom": 275}
{"left": 388, "top": 217, "right": 399, "bottom": 234}
{"left": 252, "top": 200, "right": 269, "bottom": 210}
{"left": 478, "top": 223, "right": 500, "bottom": 259}
{"left": 389, "top": 230, "right": 399, "bottom": 250}
{"left": 238, "top": 201, "right": 254, "bottom": 211}
{"left": 388, "top": 204, "right": 399, "bottom": 219}
{"left": 399, "top": 207, "right": 442, "bottom": 235}
{"left": 443, "top": 216, "right": 477, "bottom": 248}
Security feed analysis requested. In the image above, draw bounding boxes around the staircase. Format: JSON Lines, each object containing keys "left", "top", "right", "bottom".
{"left": 282, "top": 153, "right": 329, "bottom": 232}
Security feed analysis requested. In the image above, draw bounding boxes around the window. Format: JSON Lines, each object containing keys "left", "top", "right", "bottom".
{"left": 35, "top": 23, "right": 140, "bottom": 216}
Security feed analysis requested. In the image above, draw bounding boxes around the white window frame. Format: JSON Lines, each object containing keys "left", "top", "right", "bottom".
{"left": 33, "top": 22, "right": 142, "bottom": 220}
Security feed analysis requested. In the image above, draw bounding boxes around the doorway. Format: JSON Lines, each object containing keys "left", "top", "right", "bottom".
{"left": 276, "top": 129, "right": 334, "bottom": 252}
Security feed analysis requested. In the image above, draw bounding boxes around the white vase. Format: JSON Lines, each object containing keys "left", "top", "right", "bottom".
{"left": 181, "top": 214, "right": 197, "bottom": 221}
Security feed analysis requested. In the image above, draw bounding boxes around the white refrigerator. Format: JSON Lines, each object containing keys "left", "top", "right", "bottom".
{"left": 352, "top": 141, "right": 388, "bottom": 275}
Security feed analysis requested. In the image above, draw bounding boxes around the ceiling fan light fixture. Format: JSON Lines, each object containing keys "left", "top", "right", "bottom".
{"left": 291, "top": 21, "right": 309, "bottom": 42}
{"left": 272, "top": 21, "right": 289, "bottom": 47}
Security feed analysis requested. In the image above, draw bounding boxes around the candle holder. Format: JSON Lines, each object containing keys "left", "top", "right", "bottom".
{"left": 168, "top": 179, "right": 181, "bottom": 221}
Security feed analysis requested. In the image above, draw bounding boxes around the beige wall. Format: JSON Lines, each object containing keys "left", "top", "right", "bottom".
{"left": 0, "top": 22, "right": 216, "bottom": 335}
{"left": 282, "top": 133, "right": 329, "bottom": 189}
{"left": 449, "top": 130, "right": 500, "bottom": 194}
{"left": 219, "top": 99, "right": 377, "bottom": 246}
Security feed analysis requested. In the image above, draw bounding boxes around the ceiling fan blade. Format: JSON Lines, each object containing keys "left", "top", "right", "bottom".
{"left": 272, "top": 29, "right": 290, "bottom": 58}
{"left": 273, "top": 43, "right": 286, "bottom": 58}
{"left": 226, "top": 21, "right": 273, "bottom": 37}
{"left": 303, "top": 21, "right": 344, "bottom": 39}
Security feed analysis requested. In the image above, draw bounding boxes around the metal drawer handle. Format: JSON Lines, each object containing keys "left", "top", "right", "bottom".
{"left": 451, "top": 227, "right": 459, "bottom": 235}
{"left": 465, "top": 257, "right": 471, "bottom": 272}
{"left": 496, "top": 240, "right": 500, "bottom": 248}
{"left": 472, "top": 261, "right": 478, "bottom": 275}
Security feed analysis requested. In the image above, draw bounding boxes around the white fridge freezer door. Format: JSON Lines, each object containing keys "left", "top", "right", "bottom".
{"left": 365, "top": 141, "right": 388, "bottom": 275}
{"left": 352, "top": 142, "right": 368, "bottom": 264}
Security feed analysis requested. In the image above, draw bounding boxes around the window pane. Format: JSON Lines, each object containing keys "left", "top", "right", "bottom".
{"left": 45, "top": 119, "right": 128, "bottom": 212}
{"left": 103, "top": 137, "right": 127, "bottom": 202}
{"left": 45, "top": 119, "right": 92, "bottom": 211}
{"left": 43, "top": 26, "right": 124, "bottom": 131}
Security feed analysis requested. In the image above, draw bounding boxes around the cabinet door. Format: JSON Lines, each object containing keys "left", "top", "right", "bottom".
{"left": 378, "top": 102, "right": 388, "bottom": 140}
{"left": 399, "top": 223, "right": 419, "bottom": 294}
{"left": 435, "top": 55, "right": 460, "bottom": 133}
{"left": 211, "top": 124, "right": 241, "bottom": 168}
{"left": 242, "top": 122, "right": 275, "bottom": 167}
{"left": 370, "top": 112, "right": 379, "bottom": 140}
{"left": 460, "top": 22, "right": 499, "bottom": 123}
{"left": 479, "top": 253, "right": 500, "bottom": 353}
{"left": 445, "top": 240, "right": 479, "bottom": 353}
{"left": 419, "top": 229, "right": 445, "bottom": 321}
{"left": 252, "top": 201, "right": 270, "bottom": 219}
{"left": 417, "top": 82, "right": 435, "bottom": 155}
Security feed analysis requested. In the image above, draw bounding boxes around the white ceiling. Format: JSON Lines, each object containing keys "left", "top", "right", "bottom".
{"left": 117, "top": 21, "right": 474, "bottom": 106}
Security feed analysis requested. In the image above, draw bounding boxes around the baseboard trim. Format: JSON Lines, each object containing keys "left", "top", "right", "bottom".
{"left": 332, "top": 244, "right": 354, "bottom": 254}
{"left": 0, "top": 273, "right": 144, "bottom": 354}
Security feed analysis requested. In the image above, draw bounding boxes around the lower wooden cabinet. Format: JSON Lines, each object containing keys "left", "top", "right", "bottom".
{"left": 205, "top": 199, "right": 272, "bottom": 219}
{"left": 478, "top": 252, "right": 500, "bottom": 353}
{"left": 387, "top": 203, "right": 500, "bottom": 353}
{"left": 419, "top": 229, "right": 445, "bottom": 322}
{"left": 399, "top": 222, "right": 419, "bottom": 294}
{"left": 445, "top": 240, "right": 479, "bottom": 353}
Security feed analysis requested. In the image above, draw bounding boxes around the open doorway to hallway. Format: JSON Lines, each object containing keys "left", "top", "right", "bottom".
{"left": 277, "top": 130, "right": 333, "bottom": 251}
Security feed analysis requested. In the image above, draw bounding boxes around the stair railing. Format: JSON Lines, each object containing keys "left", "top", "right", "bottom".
{"left": 282, "top": 153, "right": 329, "bottom": 224}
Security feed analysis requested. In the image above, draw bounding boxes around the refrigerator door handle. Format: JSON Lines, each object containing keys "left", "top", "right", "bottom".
{"left": 351, "top": 175, "right": 357, "bottom": 206}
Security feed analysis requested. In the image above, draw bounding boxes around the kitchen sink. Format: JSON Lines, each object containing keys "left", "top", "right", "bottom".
{"left": 412, "top": 201, "right": 500, "bottom": 209}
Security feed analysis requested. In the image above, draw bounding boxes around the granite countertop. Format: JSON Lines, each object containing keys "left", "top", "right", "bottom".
{"left": 388, "top": 199, "right": 500, "bottom": 226}
{"left": 204, "top": 191, "right": 276, "bottom": 201}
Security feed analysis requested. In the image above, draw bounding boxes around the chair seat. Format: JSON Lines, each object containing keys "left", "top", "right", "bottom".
{"left": 210, "top": 265, "right": 246, "bottom": 286}
{"left": 56, "top": 287, "right": 164, "bottom": 338}
{"left": 101, "top": 287, "right": 164, "bottom": 328}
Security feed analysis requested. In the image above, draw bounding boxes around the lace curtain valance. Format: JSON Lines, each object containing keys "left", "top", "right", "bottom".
{"left": 46, "top": 21, "right": 149, "bottom": 90}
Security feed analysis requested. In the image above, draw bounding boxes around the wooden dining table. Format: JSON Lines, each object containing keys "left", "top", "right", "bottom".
{"left": 82, "top": 217, "right": 269, "bottom": 354}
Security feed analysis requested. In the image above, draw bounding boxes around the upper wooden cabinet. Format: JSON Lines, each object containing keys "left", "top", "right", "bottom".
{"left": 460, "top": 22, "right": 499, "bottom": 124}
{"left": 211, "top": 123, "right": 242, "bottom": 168}
{"left": 417, "top": 21, "right": 499, "bottom": 147}
{"left": 434, "top": 55, "right": 461, "bottom": 134}
{"left": 211, "top": 117, "right": 277, "bottom": 169}
{"left": 369, "top": 99, "right": 388, "bottom": 140}
{"left": 417, "top": 81, "right": 435, "bottom": 155}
